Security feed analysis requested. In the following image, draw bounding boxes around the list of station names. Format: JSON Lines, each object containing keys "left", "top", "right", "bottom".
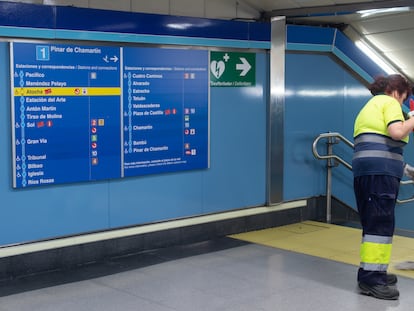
{"left": 122, "top": 47, "right": 209, "bottom": 177}
{"left": 11, "top": 43, "right": 209, "bottom": 188}
{"left": 11, "top": 42, "right": 122, "bottom": 188}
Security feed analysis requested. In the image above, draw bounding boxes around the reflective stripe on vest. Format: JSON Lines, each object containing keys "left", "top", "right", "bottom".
{"left": 354, "top": 134, "right": 405, "bottom": 148}
{"left": 360, "top": 234, "right": 392, "bottom": 271}
{"left": 353, "top": 150, "right": 403, "bottom": 161}
{"left": 352, "top": 133, "right": 405, "bottom": 177}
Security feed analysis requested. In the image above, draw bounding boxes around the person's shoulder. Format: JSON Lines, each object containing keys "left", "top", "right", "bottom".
{"left": 372, "top": 94, "right": 398, "bottom": 105}
{"left": 373, "top": 94, "right": 391, "bottom": 100}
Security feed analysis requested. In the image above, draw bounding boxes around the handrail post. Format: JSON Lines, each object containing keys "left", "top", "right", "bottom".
{"left": 325, "top": 136, "right": 337, "bottom": 223}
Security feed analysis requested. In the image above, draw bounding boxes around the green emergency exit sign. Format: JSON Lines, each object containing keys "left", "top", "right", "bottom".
{"left": 210, "top": 51, "right": 255, "bottom": 87}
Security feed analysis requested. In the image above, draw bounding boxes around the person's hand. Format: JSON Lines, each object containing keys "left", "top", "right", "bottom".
{"left": 404, "top": 163, "right": 414, "bottom": 180}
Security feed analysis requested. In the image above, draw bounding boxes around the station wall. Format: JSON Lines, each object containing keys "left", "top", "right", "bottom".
{"left": 2, "top": 2, "right": 414, "bottom": 249}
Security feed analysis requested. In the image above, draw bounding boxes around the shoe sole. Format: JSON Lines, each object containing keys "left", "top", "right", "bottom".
{"left": 359, "top": 283, "right": 399, "bottom": 300}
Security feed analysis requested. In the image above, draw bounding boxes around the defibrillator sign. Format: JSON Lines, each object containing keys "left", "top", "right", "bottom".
{"left": 210, "top": 51, "right": 255, "bottom": 87}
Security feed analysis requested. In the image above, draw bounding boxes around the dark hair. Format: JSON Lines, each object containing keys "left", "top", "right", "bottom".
{"left": 369, "top": 74, "right": 412, "bottom": 99}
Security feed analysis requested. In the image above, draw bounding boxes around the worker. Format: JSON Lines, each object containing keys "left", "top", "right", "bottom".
{"left": 353, "top": 74, "right": 414, "bottom": 300}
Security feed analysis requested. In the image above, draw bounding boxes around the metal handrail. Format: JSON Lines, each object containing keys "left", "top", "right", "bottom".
{"left": 312, "top": 132, "right": 353, "bottom": 170}
{"left": 397, "top": 179, "right": 414, "bottom": 204}
{"left": 312, "top": 132, "right": 414, "bottom": 222}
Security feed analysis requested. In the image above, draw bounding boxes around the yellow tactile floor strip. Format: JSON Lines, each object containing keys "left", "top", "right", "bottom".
{"left": 230, "top": 220, "right": 414, "bottom": 279}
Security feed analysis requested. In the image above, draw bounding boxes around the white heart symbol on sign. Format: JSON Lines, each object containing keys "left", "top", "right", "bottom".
{"left": 210, "top": 60, "right": 225, "bottom": 79}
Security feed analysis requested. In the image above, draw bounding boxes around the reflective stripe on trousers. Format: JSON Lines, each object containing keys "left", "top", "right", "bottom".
{"left": 360, "top": 234, "right": 393, "bottom": 271}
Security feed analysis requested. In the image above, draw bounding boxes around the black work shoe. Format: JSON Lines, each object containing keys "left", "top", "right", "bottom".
{"left": 387, "top": 273, "right": 398, "bottom": 285}
{"left": 359, "top": 282, "right": 399, "bottom": 300}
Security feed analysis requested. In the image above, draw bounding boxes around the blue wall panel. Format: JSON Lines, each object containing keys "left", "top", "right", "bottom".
{"left": 204, "top": 54, "right": 267, "bottom": 212}
{"left": 287, "top": 25, "right": 335, "bottom": 46}
{"left": 334, "top": 30, "right": 385, "bottom": 80}
{"left": 0, "top": 41, "right": 267, "bottom": 244}
{"left": 108, "top": 173, "right": 204, "bottom": 227}
{"left": 0, "top": 42, "right": 110, "bottom": 243}
{"left": 0, "top": 3, "right": 270, "bottom": 246}
{"left": 2, "top": 2, "right": 414, "bottom": 240}
{"left": 284, "top": 53, "right": 370, "bottom": 207}
{"left": 108, "top": 52, "right": 267, "bottom": 227}
{"left": 0, "top": 2, "right": 55, "bottom": 29}
{"left": 0, "top": 3, "right": 270, "bottom": 44}
{"left": 284, "top": 51, "right": 414, "bottom": 228}
{"left": 56, "top": 6, "right": 266, "bottom": 41}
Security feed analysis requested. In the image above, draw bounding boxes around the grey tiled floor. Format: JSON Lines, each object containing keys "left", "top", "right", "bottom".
{"left": 0, "top": 238, "right": 413, "bottom": 310}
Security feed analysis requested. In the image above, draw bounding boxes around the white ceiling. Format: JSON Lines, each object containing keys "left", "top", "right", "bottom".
{"left": 239, "top": 0, "right": 414, "bottom": 82}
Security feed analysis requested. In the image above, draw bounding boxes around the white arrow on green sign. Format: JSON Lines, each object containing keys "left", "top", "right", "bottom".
{"left": 210, "top": 51, "right": 255, "bottom": 87}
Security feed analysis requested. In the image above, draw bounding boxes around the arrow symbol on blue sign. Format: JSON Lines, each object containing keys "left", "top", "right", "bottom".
{"left": 236, "top": 57, "right": 251, "bottom": 76}
{"left": 110, "top": 55, "right": 119, "bottom": 63}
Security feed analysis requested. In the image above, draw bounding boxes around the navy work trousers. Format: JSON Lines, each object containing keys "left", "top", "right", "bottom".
{"left": 354, "top": 175, "right": 399, "bottom": 285}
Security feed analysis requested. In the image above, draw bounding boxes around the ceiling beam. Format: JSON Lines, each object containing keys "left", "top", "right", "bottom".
{"left": 262, "top": 0, "right": 414, "bottom": 19}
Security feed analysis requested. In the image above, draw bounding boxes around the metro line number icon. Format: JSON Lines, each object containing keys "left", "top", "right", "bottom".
{"left": 210, "top": 51, "right": 255, "bottom": 87}
{"left": 36, "top": 45, "right": 50, "bottom": 61}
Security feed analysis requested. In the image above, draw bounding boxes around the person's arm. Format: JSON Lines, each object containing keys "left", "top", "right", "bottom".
{"left": 388, "top": 117, "right": 414, "bottom": 140}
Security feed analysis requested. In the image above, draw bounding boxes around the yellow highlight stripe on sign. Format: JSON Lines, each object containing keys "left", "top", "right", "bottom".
{"left": 14, "top": 87, "right": 121, "bottom": 96}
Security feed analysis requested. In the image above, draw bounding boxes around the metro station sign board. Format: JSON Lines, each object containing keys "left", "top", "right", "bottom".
{"left": 11, "top": 42, "right": 209, "bottom": 188}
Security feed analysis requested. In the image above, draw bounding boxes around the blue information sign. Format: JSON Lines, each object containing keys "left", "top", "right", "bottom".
{"left": 122, "top": 47, "right": 209, "bottom": 177}
{"left": 11, "top": 42, "right": 209, "bottom": 188}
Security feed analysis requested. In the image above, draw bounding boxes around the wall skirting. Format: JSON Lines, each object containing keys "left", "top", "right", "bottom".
{"left": 0, "top": 197, "right": 358, "bottom": 281}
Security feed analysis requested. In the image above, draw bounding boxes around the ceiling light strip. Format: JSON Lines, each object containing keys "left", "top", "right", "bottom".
{"left": 355, "top": 40, "right": 396, "bottom": 74}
